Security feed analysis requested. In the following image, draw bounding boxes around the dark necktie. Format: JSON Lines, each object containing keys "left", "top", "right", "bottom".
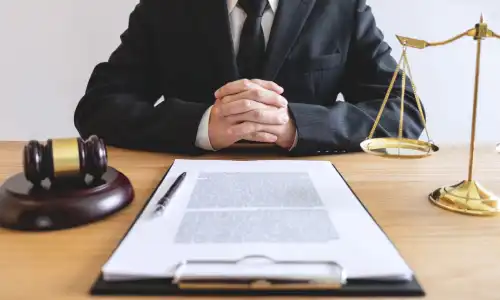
{"left": 237, "top": 0, "right": 269, "bottom": 79}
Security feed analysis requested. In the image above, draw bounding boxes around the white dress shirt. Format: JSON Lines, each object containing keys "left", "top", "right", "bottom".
{"left": 196, "top": 0, "right": 295, "bottom": 151}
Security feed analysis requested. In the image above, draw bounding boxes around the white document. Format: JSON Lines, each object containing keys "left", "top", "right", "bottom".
{"left": 101, "top": 159, "right": 413, "bottom": 282}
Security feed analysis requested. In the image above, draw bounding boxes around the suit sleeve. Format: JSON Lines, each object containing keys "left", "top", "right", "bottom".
{"left": 74, "top": 0, "right": 211, "bottom": 154}
{"left": 287, "top": 0, "right": 425, "bottom": 155}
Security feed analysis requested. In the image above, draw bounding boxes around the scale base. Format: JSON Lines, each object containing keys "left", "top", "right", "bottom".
{"left": 429, "top": 180, "right": 500, "bottom": 216}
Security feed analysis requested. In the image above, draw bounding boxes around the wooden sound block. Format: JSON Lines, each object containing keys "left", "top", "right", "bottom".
{"left": 0, "top": 167, "right": 134, "bottom": 231}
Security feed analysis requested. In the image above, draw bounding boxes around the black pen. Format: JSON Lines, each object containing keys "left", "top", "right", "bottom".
{"left": 154, "top": 172, "right": 187, "bottom": 216}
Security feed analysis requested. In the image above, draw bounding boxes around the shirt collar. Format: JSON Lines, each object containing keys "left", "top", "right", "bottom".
{"left": 227, "top": 0, "right": 279, "bottom": 14}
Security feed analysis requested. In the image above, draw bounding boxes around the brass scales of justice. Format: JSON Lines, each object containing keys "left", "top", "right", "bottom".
{"left": 360, "top": 15, "right": 500, "bottom": 216}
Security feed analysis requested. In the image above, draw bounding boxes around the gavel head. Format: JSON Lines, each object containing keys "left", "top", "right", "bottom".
{"left": 23, "top": 135, "right": 108, "bottom": 185}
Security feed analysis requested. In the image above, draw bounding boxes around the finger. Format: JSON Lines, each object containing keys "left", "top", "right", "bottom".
{"left": 214, "top": 79, "right": 259, "bottom": 99}
{"left": 226, "top": 108, "right": 289, "bottom": 125}
{"left": 228, "top": 122, "right": 282, "bottom": 141}
{"left": 250, "top": 79, "right": 284, "bottom": 94}
{"left": 219, "top": 99, "right": 270, "bottom": 117}
{"left": 215, "top": 79, "right": 284, "bottom": 99}
{"left": 220, "top": 89, "right": 288, "bottom": 108}
{"left": 228, "top": 122, "right": 262, "bottom": 141}
{"left": 242, "top": 132, "right": 278, "bottom": 143}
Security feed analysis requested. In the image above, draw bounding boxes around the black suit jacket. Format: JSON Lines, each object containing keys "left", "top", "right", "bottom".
{"left": 74, "top": 0, "right": 425, "bottom": 156}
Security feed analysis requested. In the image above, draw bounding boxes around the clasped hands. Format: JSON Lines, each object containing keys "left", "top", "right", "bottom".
{"left": 208, "top": 79, "right": 296, "bottom": 150}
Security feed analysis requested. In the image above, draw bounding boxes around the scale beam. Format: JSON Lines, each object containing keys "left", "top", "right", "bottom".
{"left": 396, "top": 14, "right": 500, "bottom": 49}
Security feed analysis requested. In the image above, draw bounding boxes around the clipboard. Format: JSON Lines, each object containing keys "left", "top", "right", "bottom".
{"left": 89, "top": 163, "right": 425, "bottom": 297}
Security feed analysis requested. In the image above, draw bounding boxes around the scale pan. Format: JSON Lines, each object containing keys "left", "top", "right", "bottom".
{"left": 360, "top": 137, "right": 439, "bottom": 159}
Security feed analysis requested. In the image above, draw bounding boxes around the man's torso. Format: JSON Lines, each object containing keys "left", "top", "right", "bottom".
{"left": 143, "top": 0, "right": 358, "bottom": 106}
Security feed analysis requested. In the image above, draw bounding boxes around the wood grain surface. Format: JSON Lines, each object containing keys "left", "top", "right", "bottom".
{"left": 1, "top": 141, "right": 499, "bottom": 300}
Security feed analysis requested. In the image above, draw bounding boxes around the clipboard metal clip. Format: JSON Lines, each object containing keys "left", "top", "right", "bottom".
{"left": 172, "top": 255, "right": 347, "bottom": 291}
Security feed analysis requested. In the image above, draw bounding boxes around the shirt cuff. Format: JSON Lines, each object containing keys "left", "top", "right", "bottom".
{"left": 195, "top": 105, "right": 215, "bottom": 151}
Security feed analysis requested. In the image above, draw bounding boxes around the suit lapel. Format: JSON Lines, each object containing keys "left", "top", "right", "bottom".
{"left": 193, "top": 0, "right": 239, "bottom": 86}
{"left": 263, "top": 0, "right": 316, "bottom": 80}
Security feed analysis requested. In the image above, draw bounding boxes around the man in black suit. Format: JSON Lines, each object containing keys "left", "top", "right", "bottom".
{"left": 74, "top": 0, "right": 425, "bottom": 156}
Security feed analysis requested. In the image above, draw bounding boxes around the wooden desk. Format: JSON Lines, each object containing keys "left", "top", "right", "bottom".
{"left": 1, "top": 141, "right": 500, "bottom": 300}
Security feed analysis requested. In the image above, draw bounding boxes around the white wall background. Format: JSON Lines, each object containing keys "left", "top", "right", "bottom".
{"left": 0, "top": 0, "right": 499, "bottom": 145}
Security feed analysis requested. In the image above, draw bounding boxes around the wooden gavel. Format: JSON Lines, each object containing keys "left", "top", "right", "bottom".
{"left": 23, "top": 135, "right": 108, "bottom": 185}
